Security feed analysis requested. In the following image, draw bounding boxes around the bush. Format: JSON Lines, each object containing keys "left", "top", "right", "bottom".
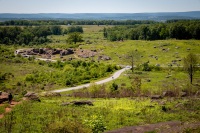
{"left": 110, "top": 82, "right": 118, "bottom": 92}
{"left": 85, "top": 115, "right": 106, "bottom": 133}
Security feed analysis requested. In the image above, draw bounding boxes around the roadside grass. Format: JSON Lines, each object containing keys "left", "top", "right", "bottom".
{"left": 105, "top": 69, "right": 200, "bottom": 95}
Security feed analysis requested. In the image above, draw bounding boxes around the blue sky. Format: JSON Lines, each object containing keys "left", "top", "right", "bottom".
{"left": 0, "top": 0, "right": 200, "bottom": 13}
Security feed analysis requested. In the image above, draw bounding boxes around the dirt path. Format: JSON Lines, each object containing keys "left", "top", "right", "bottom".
{"left": 105, "top": 121, "right": 200, "bottom": 133}
{"left": 0, "top": 101, "right": 21, "bottom": 119}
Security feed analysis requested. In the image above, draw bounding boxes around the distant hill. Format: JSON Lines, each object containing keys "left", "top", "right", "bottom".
{"left": 0, "top": 11, "right": 200, "bottom": 21}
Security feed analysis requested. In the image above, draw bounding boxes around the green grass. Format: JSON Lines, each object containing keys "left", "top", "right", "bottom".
{"left": 82, "top": 39, "right": 200, "bottom": 66}
{"left": 0, "top": 97, "right": 199, "bottom": 132}
{"left": 0, "top": 106, "right": 5, "bottom": 114}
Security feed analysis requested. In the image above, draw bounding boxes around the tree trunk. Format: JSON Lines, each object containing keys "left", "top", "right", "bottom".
{"left": 131, "top": 62, "right": 134, "bottom": 73}
{"left": 190, "top": 64, "right": 193, "bottom": 84}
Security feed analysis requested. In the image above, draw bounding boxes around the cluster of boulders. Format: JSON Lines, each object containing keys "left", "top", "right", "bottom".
{"left": 15, "top": 48, "right": 113, "bottom": 61}
{"left": 149, "top": 55, "right": 158, "bottom": 60}
{"left": 60, "top": 49, "right": 74, "bottom": 56}
{"left": 150, "top": 90, "right": 188, "bottom": 99}
{"left": 0, "top": 91, "right": 62, "bottom": 104}
{"left": 98, "top": 55, "right": 111, "bottom": 61}
{"left": 76, "top": 49, "right": 97, "bottom": 58}
{"left": 24, "top": 92, "right": 62, "bottom": 102}
{"left": 15, "top": 48, "right": 74, "bottom": 58}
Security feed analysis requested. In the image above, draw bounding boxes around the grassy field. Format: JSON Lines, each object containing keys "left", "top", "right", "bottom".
{"left": 0, "top": 25, "right": 200, "bottom": 132}
{"left": 0, "top": 96, "right": 199, "bottom": 132}
{"left": 46, "top": 25, "right": 200, "bottom": 66}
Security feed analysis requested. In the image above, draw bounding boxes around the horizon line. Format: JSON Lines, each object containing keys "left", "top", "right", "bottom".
{"left": 0, "top": 10, "right": 200, "bottom": 14}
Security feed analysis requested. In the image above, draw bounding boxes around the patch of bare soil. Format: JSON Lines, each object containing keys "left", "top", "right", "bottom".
{"left": 0, "top": 101, "right": 21, "bottom": 119}
{"left": 105, "top": 121, "right": 200, "bottom": 133}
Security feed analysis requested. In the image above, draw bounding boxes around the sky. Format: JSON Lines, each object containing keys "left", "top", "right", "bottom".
{"left": 0, "top": 0, "right": 200, "bottom": 13}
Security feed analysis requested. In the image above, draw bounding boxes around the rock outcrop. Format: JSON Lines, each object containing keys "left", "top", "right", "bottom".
{"left": 24, "top": 92, "right": 41, "bottom": 102}
{"left": 0, "top": 92, "right": 8, "bottom": 104}
{"left": 61, "top": 101, "right": 93, "bottom": 106}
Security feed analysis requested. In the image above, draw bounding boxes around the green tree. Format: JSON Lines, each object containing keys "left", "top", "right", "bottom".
{"left": 51, "top": 26, "right": 62, "bottom": 35}
{"left": 183, "top": 53, "right": 198, "bottom": 84}
{"left": 125, "top": 50, "right": 141, "bottom": 73}
{"left": 103, "top": 27, "right": 107, "bottom": 38}
{"left": 67, "top": 32, "right": 83, "bottom": 44}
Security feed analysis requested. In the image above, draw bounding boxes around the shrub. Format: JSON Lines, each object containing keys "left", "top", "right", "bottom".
{"left": 110, "top": 82, "right": 118, "bottom": 92}
{"left": 84, "top": 115, "right": 106, "bottom": 133}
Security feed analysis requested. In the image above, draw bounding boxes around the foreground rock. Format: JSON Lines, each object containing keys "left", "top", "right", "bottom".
{"left": 151, "top": 95, "right": 162, "bottom": 99}
{"left": 0, "top": 92, "right": 8, "bottom": 104}
{"left": 61, "top": 101, "right": 93, "bottom": 106}
{"left": 106, "top": 121, "right": 200, "bottom": 133}
{"left": 24, "top": 92, "right": 41, "bottom": 102}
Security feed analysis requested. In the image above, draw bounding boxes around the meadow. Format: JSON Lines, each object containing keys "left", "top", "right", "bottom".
{"left": 0, "top": 24, "right": 200, "bottom": 132}
{"left": 1, "top": 97, "right": 200, "bottom": 133}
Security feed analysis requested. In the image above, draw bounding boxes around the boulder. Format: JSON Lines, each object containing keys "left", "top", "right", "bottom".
{"left": 61, "top": 101, "right": 93, "bottom": 106}
{"left": 155, "top": 64, "right": 160, "bottom": 67}
{"left": 60, "top": 49, "right": 74, "bottom": 56}
{"left": 0, "top": 92, "right": 9, "bottom": 104}
{"left": 39, "top": 48, "right": 44, "bottom": 54}
{"left": 24, "top": 92, "right": 40, "bottom": 102}
{"left": 180, "top": 91, "right": 187, "bottom": 97}
{"left": 52, "top": 49, "right": 62, "bottom": 55}
{"left": 146, "top": 79, "right": 151, "bottom": 82}
{"left": 99, "top": 55, "right": 111, "bottom": 61}
{"left": 151, "top": 95, "right": 162, "bottom": 99}
{"left": 33, "top": 48, "right": 39, "bottom": 53}
{"left": 163, "top": 91, "right": 176, "bottom": 97}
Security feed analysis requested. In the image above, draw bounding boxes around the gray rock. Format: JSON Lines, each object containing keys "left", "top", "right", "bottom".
{"left": 180, "top": 91, "right": 187, "bottom": 97}
{"left": 151, "top": 95, "right": 162, "bottom": 99}
{"left": 155, "top": 64, "right": 160, "bottom": 67}
{"left": 146, "top": 79, "right": 151, "bottom": 82}
{"left": 0, "top": 92, "right": 8, "bottom": 104}
{"left": 62, "top": 101, "right": 93, "bottom": 106}
{"left": 163, "top": 91, "right": 175, "bottom": 97}
{"left": 24, "top": 92, "right": 40, "bottom": 102}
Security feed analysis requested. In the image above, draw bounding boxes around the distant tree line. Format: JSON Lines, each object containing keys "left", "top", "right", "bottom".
{"left": 0, "top": 25, "right": 84, "bottom": 45}
{"left": 103, "top": 20, "right": 200, "bottom": 41}
{"left": 0, "top": 20, "right": 156, "bottom": 26}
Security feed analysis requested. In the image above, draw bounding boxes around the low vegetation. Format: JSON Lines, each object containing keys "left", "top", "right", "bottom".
{"left": 0, "top": 97, "right": 199, "bottom": 132}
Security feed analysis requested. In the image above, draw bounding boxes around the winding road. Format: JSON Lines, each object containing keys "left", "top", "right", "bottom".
{"left": 52, "top": 66, "right": 131, "bottom": 93}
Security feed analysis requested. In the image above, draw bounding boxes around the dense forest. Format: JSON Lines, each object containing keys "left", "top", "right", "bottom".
{"left": 0, "top": 26, "right": 62, "bottom": 45}
{"left": 0, "top": 20, "right": 156, "bottom": 26}
{"left": 104, "top": 20, "right": 200, "bottom": 41}
{"left": 0, "top": 26, "right": 84, "bottom": 45}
